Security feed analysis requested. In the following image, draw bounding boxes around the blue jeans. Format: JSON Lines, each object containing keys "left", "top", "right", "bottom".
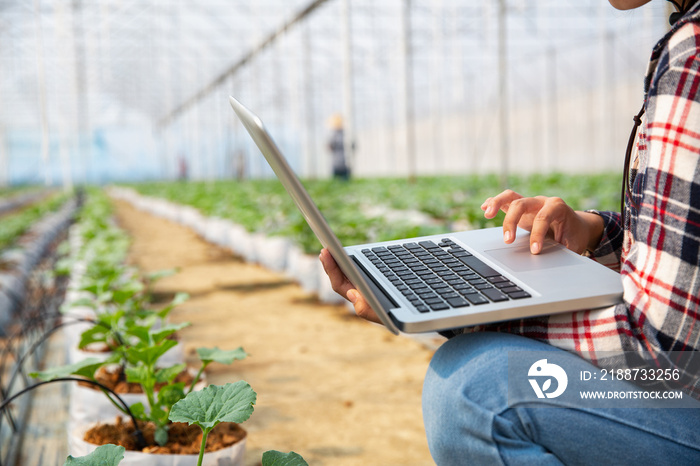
{"left": 422, "top": 332, "right": 700, "bottom": 465}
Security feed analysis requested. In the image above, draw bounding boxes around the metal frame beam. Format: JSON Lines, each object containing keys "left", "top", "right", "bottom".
{"left": 158, "top": 0, "right": 331, "bottom": 127}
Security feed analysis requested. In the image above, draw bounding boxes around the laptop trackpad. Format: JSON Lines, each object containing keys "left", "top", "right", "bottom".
{"left": 484, "top": 242, "right": 581, "bottom": 272}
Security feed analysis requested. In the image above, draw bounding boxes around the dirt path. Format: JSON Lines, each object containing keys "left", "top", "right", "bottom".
{"left": 114, "top": 200, "right": 438, "bottom": 466}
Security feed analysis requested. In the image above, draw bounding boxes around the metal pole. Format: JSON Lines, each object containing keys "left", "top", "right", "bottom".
{"left": 341, "top": 0, "right": 355, "bottom": 176}
{"left": 402, "top": 0, "right": 416, "bottom": 182}
{"left": 33, "top": 0, "right": 51, "bottom": 186}
{"left": 0, "top": 126, "right": 7, "bottom": 188}
{"left": 547, "top": 46, "right": 558, "bottom": 171}
{"left": 431, "top": 0, "right": 446, "bottom": 174}
{"left": 498, "top": 0, "right": 509, "bottom": 187}
{"left": 301, "top": 20, "right": 316, "bottom": 179}
{"left": 56, "top": 0, "right": 74, "bottom": 190}
{"left": 72, "top": 0, "right": 89, "bottom": 184}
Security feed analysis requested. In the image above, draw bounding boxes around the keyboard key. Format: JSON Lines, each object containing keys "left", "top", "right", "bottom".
{"left": 425, "top": 297, "right": 445, "bottom": 305}
{"left": 508, "top": 291, "right": 532, "bottom": 299}
{"left": 457, "top": 255, "right": 501, "bottom": 277}
{"left": 501, "top": 286, "right": 523, "bottom": 294}
{"left": 475, "top": 283, "right": 495, "bottom": 290}
{"left": 446, "top": 297, "right": 470, "bottom": 308}
{"left": 488, "top": 275, "right": 509, "bottom": 283}
{"left": 495, "top": 281, "right": 517, "bottom": 289}
{"left": 481, "top": 288, "right": 509, "bottom": 302}
{"left": 429, "top": 302, "right": 450, "bottom": 311}
{"left": 453, "top": 283, "right": 474, "bottom": 291}
{"left": 464, "top": 293, "right": 489, "bottom": 305}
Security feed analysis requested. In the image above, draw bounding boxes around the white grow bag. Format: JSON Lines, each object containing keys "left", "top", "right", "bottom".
{"left": 69, "top": 423, "right": 246, "bottom": 466}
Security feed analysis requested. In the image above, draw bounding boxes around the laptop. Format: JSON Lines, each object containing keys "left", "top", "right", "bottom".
{"left": 229, "top": 96, "right": 623, "bottom": 335}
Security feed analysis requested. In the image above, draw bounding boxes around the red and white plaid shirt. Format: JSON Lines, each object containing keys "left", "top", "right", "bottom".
{"left": 451, "top": 5, "right": 700, "bottom": 398}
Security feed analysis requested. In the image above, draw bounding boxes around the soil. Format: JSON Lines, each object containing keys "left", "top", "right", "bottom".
{"left": 113, "top": 200, "right": 443, "bottom": 466}
{"left": 84, "top": 417, "right": 246, "bottom": 454}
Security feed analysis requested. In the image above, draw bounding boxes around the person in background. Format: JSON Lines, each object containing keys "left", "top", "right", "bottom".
{"left": 327, "top": 114, "right": 351, "bottom": 181}
{"left": 177, "top": 155, "right": 188, "bottom": 182}
{"left": 320, "top": 0, "right": 700, "bottom": 463}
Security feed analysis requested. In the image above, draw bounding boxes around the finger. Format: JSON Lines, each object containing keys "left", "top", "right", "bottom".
{"left": 529, "top": 197, "right": 565, "bottom": 254}
{"left": 482, "top": 190, "right": 522, "bottom": 219}
{"left": 501, "top": 197, "right": 533, "bottom": 244}
{"left": 347, "top": 290, "right": 382, "bottom": 324}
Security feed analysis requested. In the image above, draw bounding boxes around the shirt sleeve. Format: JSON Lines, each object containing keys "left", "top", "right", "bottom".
{"left": 583, "top": 210, "right": 623, "bottom": 272}
{"left": 445, "top": 23, "right": 700, "bottom": 398}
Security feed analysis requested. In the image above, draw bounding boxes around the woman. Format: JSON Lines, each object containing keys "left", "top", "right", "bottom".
{"left": 320, "top": 0, "right": 700, "bottom": 463}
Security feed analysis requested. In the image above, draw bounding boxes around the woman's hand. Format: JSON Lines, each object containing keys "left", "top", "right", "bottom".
{"left": 480, "top": 189, "right": 604, "bottom": 255}
{"left": 319, "top": 248, "right": 382, "bottom": 324}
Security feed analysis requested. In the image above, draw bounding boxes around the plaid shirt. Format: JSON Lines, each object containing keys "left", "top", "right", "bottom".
{"left": 449, "top": 5, "right": 700, "bottom": 398}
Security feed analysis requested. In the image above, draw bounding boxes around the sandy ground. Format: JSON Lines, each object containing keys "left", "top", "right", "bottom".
{"left": 114, "top": 200, "right": 441, "bottom": 466}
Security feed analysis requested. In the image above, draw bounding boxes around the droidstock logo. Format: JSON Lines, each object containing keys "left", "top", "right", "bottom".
{"left": 528, "top": 359, "right": 568, "bottom": 399}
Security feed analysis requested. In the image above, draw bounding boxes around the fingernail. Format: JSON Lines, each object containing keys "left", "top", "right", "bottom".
{"left": 504, "top": 231, "right": 511, "bottom": 243}
{"left": 531, "top": 242, "right": 540, "bottom": 254}
{"left": 347, "top": 290, "right": 358, "bottom": 303}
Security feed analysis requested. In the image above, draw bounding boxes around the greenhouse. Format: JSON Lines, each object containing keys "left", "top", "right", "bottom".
{"left": 1, "top": 0, "right": 697, "bottom": 465}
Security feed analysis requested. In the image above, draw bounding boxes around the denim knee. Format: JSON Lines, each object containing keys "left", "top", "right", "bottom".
{"left": 422, "top": 333, "right": 520, "bottom": 465}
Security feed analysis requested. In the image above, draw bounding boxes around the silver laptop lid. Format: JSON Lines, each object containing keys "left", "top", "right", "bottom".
{"left": 229, "top": 96, "right": 401, "bottom": 334}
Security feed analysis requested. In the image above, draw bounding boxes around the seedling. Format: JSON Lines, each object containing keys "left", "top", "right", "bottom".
{"left": 169, "top": 382, "right": 257, "bottom": 466}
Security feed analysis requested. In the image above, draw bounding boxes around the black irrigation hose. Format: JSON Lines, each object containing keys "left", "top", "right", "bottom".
{"left": 0, "top": 307, "right": 63, "bottom": 376}
{"left": 0, "top": 376, "right": 147, "bottom": 451}
{"left": 0, "top": 315, "right": 127, "bottom": 436}
{"left": 1, "top": 317, "right": 123, "bottom": 402}
{"left": 0, "top": 255, "right": 69, "bottom": 435}
{"left": 0, "top": 318, "right": 93, "bottom": 433}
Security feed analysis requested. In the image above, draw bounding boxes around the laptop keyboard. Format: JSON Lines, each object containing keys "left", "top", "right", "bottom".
{"left": 361, "top": 238, "right": 531, "bottom": 313}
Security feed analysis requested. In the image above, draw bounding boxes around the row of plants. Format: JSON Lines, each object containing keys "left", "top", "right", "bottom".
{"left": 1, "top": 189, "right": 306, "bottom": 465}
{"left": 0, "top": 185, "right": 42, "bottom": 201}
{"left": 128, "top": 172, "right": 621, "bottom": 254}
{"left": 0, "top": 190, "right": 72, "bottom": 251}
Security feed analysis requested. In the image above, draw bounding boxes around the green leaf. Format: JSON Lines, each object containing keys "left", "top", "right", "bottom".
{"left": 157, "top": 382, "right": 186, "bottom": 408}
{"left": 64, "top": 443, "right": 125, "bottom": 466}
{"left": 30, "top": 358, "right": 104, "bottom": 381}
{"left": 155, "top": 425, "right": 169, "bottom": 447}
{"left": 156, "top": 292, "right": 190, "bottom": 319}
{"left": 261, "top": 451, "right": 309, "bottom": 466}
{"left": 125, "top": 325, "right": 151, "bottom": 345}
{"left": 196, "top": 347, "right": 247, "bottom": 365}
{"left": 111, "top": 281, "right": 145, "bottom": 305}
{"left": 128, "top": 402, "right": 147, "bottom": 420}
{"left": 149, "top": 322, "right": 190, "bottom": 345}
{"left": 155, "top": 363, "right": 187, "bottom": 384}
{"left": 126, "top": 339, "right": 178, "bottom": 367}
{"left": 124, "top": 365, "right": 150, "bottom": 385}
{"left": 78, "top": 325, "right": 110, "bottom": 349}
{"left": 168, "top": 382, "right": 256, "bottom": 429}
